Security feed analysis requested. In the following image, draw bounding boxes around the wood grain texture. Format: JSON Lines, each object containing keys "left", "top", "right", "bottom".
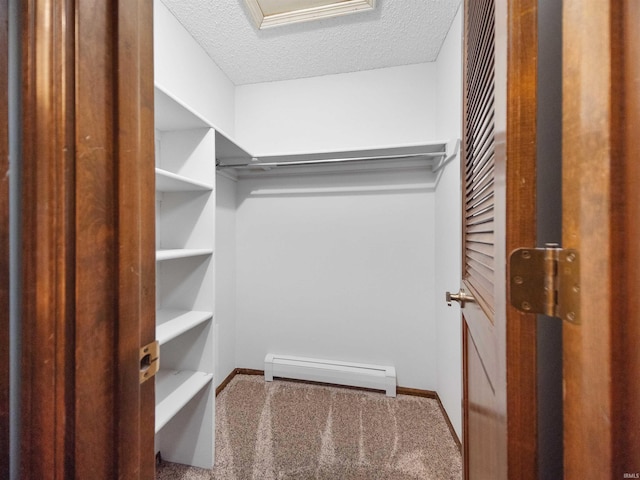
{"left": 435, "top": 392, "right": 462, "bottom": 451}
{"left": 20, "top": 1, "right": 76, "bottom": 478}
{"left": 504, "top": 0, "right": 538, "bottom": 478}
{"left": 462, "top": 1, "right": 506, "bottom": 477}
{"left": 619, "top": 0, "right": 640, "bottom": 473}
{"left": 462, "top": 322, "right": 469, "bottom": 480}
{"left": 466, "top": 329, "right": 500, "bottom": 479}
{"left": 20, "top": 0, "right": 155, "bottom": 477}
{"left": 462, "top": 0, "right": 538, "bottom": 479}
{"left": 74, "top": 2, "right": 118, "bottom": 476}
{"left": 115, "top": 0, "right": 156, "bottom": 478}
{"left": 563, "top": 0, "right": 639, "bottom": 477}
{"left": 0, "top": 1, "right": 9, "bottom": 478}
{"left": 562, "top": 2, "right": 611, "bottom": 473}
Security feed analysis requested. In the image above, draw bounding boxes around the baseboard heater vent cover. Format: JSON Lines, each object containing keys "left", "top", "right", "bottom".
{"left": 264, "top": 354, "right": 396, "bottom": 397}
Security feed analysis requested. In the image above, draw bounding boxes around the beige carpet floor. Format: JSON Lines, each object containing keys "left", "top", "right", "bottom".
{"left": 156, "top": 375, "right": 462, "bottom": 480}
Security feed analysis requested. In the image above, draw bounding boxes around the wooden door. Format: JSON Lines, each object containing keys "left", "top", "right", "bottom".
{"left": 461, "top": 0, "right": 538, "bottom": 479}
{"left": 562, "top": 0, "right": 640, "bottom": 477}
{"left": 19, "top": 1, "right": 156, "bottom": 478}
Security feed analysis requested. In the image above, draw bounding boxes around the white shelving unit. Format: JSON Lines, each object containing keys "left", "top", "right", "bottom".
{"left": 157, "top": 309, "right": 213, "bottom": 346}
{"left": 156, "top": 249, "right": 214, "bottom": 261}
{"left": 154, "top": 86, "right": 216, "bottom": 469}
{"left": 156, "top": 370, "right": 214, "bottom": 432}
{"left": 156, "top": 168, "right": 213, "bottom": 192}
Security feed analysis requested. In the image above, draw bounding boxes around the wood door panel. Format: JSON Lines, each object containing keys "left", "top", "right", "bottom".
{"left": 462, "top": 294, "right": 498, "bottom": 391}
{"left": 466, "top": 328, "right": 500, "bottom": 479}
{"left": 462, "top": 0, "right": 538, "bottom": 479}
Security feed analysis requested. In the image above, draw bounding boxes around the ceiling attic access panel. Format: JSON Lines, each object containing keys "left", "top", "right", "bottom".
{"left": 244, "top": 0, "right": 375, "bottom": 29}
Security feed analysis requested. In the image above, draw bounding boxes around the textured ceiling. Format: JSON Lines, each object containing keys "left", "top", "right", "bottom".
{"left": 159, "top": 0, "right": 461, "bottom": 85}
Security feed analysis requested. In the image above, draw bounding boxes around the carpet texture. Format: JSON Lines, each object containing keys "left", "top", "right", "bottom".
{"left": 156, "top": 375, "right": 462, "bottom": 479}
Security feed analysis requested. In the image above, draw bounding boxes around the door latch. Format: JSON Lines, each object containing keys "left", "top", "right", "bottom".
{"left": 446, "top": 289, "right": 476, "bottom": 308}
{"left": 509, "top": 245, "right": 580, "bottom": 324}
{"left": 140, "top": 340, "right": 159, "bottom": 384}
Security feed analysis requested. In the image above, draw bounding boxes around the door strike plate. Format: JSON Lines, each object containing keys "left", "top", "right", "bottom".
{"left": 140, "top": 340, "right": 160, "bottom": 384}
{"left": 509, "top": 247, "right": 580, "bottom": 324}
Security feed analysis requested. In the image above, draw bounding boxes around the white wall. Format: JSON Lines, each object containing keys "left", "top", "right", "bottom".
{"left": 232, "top": 60, "right": 448, "bottom": 391}
{"left": 434, "top": 6, "right": 463, "bottom": 439}
{"left": 154, "top": 0, "right": 235, "bottom": 135}
{"left": 235, "top": 63, "right": 440, "bottom": 155}
{"left": 215, "top": 174, "right": 238, "bottom": 386}
{"left": 235, "top": 170, "right": 438, "bottom": 390}
{"left": 157, "top": 0, "right": 465, "bottom": 409}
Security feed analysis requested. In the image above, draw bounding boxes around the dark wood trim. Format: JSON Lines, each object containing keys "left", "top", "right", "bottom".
{"left": 236, "top": 368, "right": 264, "bottom": 376}
{"left": 458, "top": 8, "right": 469, "bottom": 471}
{"left": 396, "top": 386, "right": 437, "bottom": 398}
{"left": 216, "top": 368, "right": 264, "bottom": 396}
{"left": 505, "top": 0, "right": 539, "bottom": 478}
{"left": 462, "top": 320, "right": 469, "bottom": 480}
{"left": 619, "top": 0, "right": 640, "bottom": 471}
{"left": 563, "top": 1, "right": 640, "bottom": 477}
{"left": 114, "top": 0, "right": 155, "bottom": 478}
{"left": 20, "top": 1, "right": 154, "bottom": 477}
{"left": 562, "top": 1, "right": 610, "bottom": 477}
{"left": 20, "top": 1, "right": 76, "bottom": 477}
{"left": 216, "top": 369, "right": 240, "bottom": 396}
{"left": 0, "top": 0, "right": 9, "bottom": 477}
{"left": 435, "top": 393, "right": 462, "bottom": 451}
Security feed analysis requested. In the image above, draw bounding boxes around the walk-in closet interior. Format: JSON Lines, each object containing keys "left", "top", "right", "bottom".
{"left": 153, "top": 0, "right": 463, "bottom": 468}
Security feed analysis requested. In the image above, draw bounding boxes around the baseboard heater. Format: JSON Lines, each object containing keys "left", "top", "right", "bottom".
{"left": 264, "top": 354, "right": 396, "bottom": 397}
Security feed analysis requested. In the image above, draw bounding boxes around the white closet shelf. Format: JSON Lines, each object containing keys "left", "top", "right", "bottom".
{"left": 215, "top": 141, "right": 456, "bottom": 178}
{"left": 155, "top": 86, "right": 211, "bottom": 131}
{"left": 156, "top": 168, "right": 213, "bottom": 192}
{"left": 156, "top": 309, "right": 213, "bottom": 345}
{"left": 155, "top": 369, "right": 213, "bottom": 433}
{"left": 156, "top": 249, "right": 213, "bottom": 261}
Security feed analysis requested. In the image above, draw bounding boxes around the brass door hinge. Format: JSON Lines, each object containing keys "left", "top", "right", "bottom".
{"left": 140, "top": 340, "right": 159, "bottom": 384}
{"left": 509, "top": 245, "right": 580, "bottom": 324}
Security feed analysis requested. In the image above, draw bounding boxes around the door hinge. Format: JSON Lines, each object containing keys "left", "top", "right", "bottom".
{"left": 140, "top": 340, "right": 159, "bottom": 384}
{"left": 509, "top": 245, "right": 580, "bottom": 324}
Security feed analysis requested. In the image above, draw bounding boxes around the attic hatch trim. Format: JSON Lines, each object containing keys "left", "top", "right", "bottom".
{"left": 244, "top": 0, "right": 376, "bottom": 29}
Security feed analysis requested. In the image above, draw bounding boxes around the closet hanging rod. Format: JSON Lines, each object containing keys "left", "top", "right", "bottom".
{"left": 216, "top": 152, "right": 446, "bottom": 169}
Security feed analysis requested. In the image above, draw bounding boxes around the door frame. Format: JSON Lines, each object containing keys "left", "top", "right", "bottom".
{"left": 503, "top": 0, "right": 539, "bottom": 476}
{"left": 562, "top": 1, "right": 640, "bottom": 477}
{"left": 19, "top": 1, "right": 155, "bottom": 478}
